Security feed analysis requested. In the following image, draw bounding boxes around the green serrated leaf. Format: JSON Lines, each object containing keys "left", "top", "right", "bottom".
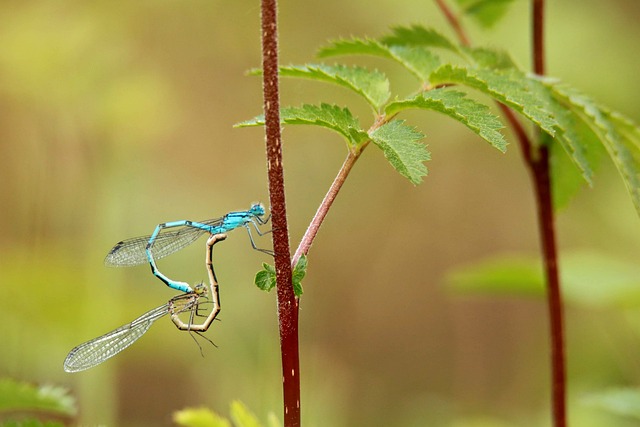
{"left": 386, "top": 45, "right": 442, "bottom": 83}
{"left": 234, "top": 115, "right": 263, "bottom": 127}
{"left": 548, "top": 83, "right": 640, "bottom": 214}
{"left": 318, "top": 38, "right": 391, "bottom": 59}
{"left": 429, "top": 64, "right": 558, "bottom": 136}
{"left": 427, "top": 57, "right": 597, "bottom": 188}
{"left": 0, "top": 379, "right": 76, "bottom": 416}
{"left": 279, "top": 104, "right": 367, "bottom": 146}
{"left": 380, "top": 25, "right": 459, "bottom": 53}
{"left": 292, "top": 255, "right": 307, "bottom": 297}
{"left": 255, "top": 258, "right": 305, "bottom": 296}
{"left": 550, "top": 135, "right": 585, "bottom": 210}
{"left": 255, "top": 263, "right": 276, "bottom": 292}
{"left": 430, "top": 65, "right": 602, "bottom": 185}
{"left": 455, "top": 0, "right": 518, "bottom": 29}
{"left": 318, "top": 38, "right": 441, "bottom": 83}
{"left": 386, "top": 88, "right": 507, "bottom": 152}
{"left": 546, "top": 98, "right": 597, "bottom": 186}
{"left": 230, "top": 400, "right": 261, "bottom": 427}
{"left": 369, "top": 120, "right": 430, "bottom": 185}
{"left": 236, "top": 104, "right": 368, "bottom": 147}
{"left": 583, "top": 388, "right": 640, "bottom": 420}
{"left": 549, "top": 109, "right": 604, "bottom": 209}
{"left": 173, "top": 407, "right": 231, "bottom": 427}
{"left": 277, "top": 64, "right": 390, "bottom": 111}
{"left": 462, "top": 46, "right": 518, "bottom": 69}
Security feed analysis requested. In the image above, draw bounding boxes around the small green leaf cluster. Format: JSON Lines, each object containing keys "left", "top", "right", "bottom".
{"left": 239, "top": 24, "right": 640, "bottom": 213}
{"left": 173, "top": 400, "right": 281, "bottom": 427}
{"left": 254, "top": 255, "right": 307, "bottom": 297}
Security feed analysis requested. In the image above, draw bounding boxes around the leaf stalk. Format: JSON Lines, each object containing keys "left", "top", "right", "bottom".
{"left": 292, "top": 147, "right": 364, "bottom": 268}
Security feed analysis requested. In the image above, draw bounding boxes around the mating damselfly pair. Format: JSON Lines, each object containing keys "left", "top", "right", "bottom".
{"left": 63, "top": 204, "right": 271, "bottom": 373}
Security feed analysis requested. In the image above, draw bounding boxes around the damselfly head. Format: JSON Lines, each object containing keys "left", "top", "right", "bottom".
{"left": 193, "top": 282, "right": 208, "bottom": 295}
{"left": 249, "top": 203, "right": 266, "bottom": 217}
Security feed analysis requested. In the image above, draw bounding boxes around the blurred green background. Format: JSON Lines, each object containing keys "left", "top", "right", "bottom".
{"left": 1, "top": 0, "right": 640, "bottom": 425}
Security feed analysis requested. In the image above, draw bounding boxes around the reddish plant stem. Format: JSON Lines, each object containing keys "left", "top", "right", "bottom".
{"left": 531, "top": 1, "right": 566, "bottom": 426}
{"left": 497, "top": 104, "right": 533, "bottom": 165}
{"left": 291, "top": 115, "right": 389, "bottom": 266}
{"left": 260, "top": 1, "right": 300, "bottom": 425}
{"left": 434, "top": 1, "right": 566, "bottom": 426}
{"left": 292, "top": 149, "right": 362, "bottom": 268}
{"left": 433, "top": 0, "right": 470, "bottom": 46}
{"left": 531, "top": 145, "right": 566, "bottom": 427}
{"left": 291, "top": 112, "right": 390, "bottom": 267}
{"left": 533, "top": 0, "right": 546, "bottom": 76}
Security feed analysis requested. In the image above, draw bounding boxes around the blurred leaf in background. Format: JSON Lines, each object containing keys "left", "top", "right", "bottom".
{"left": 0, "top": 378, "right": 76, "bottom": 426}
{"left": 447, "top": 250, "right": 640, "bottom": 308}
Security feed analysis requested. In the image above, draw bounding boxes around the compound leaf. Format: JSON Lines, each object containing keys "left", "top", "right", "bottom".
{"left": 380, "top": 25, "right": 459, "bottom": 53}
{"left": 429, "top": 64, "right": 557, "bottom": 135}
{"left": 318, "top": 38, "right": 442, "bottom": 83}
{"left": 462, "top": 46, "right": 518, "bottom": 69}
{"left": 368, "top": 120, "right": 430, "bottom": 185}
{"left": 317, "top": 38, "right": 390, "bottom": 59}
{"left": 548, "top": 83, "right": 640, "bottom": 214}
{"left": 386, "top": 88, "right": 507, "bottom": 152}
{"left": 236, "top": 104, "right": 368, "bottom": 147}
{"left": 276, "top": 64, "right": 390, "bottom": 111}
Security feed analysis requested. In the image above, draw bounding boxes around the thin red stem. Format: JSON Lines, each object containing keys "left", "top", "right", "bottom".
{"left": 532, "top": 145, "right": 566, "bottom": 427}
{"left": 434, "top": 1, "right": 566, "bottom": 425}
{"left": 260, "top": 0, "right": 300, "bottom": 425}
{"left": 531, "top": 1, "right": 566, "bottom": 426}
{"left": 497, "top": 103, "right": 533, "bottom": 165}
{"left": 291, "top": 115, "right": 388, "bottom": 267}
{"left": 433, "top": 0, "right": 470, "bottom": 46}
{"left": 292, "top": 150, "right": 361, "bottom": 268}
{"left": 533, "top": 0, "right": 545, "bottom": 75}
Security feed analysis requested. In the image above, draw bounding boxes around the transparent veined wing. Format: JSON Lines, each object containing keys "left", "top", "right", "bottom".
{"left": 104, "top": 217, "right": 224, "bottom": 267}
{"left": 63, "top": 303, "right": 172, "bottom": 372}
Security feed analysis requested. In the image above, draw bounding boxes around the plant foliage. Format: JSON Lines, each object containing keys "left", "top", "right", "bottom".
{"left": 385, "top": 88, "right": 507, "bottom": 152}
{"left": 236, "top": 104, "right": 368, "bottom": 147}
{"left": 447, "top": 250, "right": 640, "bottom": 308}
{"left": 240, "top": 24, "right": 640, "bottom": 214}
{"left": 583, "top": 388, "right": 640, "bottom": 421}
{"left": 174, "top": 401, "right": 281, "bottom": 427}
{"left": 453, "top": 0, "right": 520, "bottom": 29}
{"left": 254, "top": 255, "right": 307, "bottom": 297}
{"left": 369, "top": 120, "right": 430, "bottom": 184}
{"left": 0, "top": 378, "right": 76, "bottom": 427}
